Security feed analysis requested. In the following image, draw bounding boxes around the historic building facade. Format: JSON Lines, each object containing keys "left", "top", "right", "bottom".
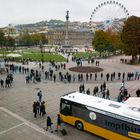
{"left": 47, "top": 27, "right": 93, "bottom": 47}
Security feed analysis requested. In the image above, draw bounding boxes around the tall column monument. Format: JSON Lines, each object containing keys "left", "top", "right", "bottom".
{"left": 65, "top": 10, "right": 69, "bottom": 46}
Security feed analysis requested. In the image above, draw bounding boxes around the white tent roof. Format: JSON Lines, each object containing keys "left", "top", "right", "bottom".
{"left": 6, "top": 53, "right": 22, "bottom": 57}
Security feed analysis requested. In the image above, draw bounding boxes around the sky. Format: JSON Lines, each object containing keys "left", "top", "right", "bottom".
{"left": 0, "top": 0, "right": 139, "bottom": 27}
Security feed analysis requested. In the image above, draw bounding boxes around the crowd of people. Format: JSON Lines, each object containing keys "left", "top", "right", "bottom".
{"left": 117, "top": 80, "right": 131, "bottom": 102}
{"left": 0, "top": 73, "right": 13, "bottom": 88}
{"left": 32, "top": 90, "right": 63, "bottom": 133}
{"left": 32, "top": 90, "right": 46, "bottom": 118}
{"left": 1, "top": 62, "right": 140, "bottom": 87}
{"left": 79, "top": 82, "right": 110, "bottom": 100}
{"left": 1, "top": 55, "right": 140, "bottom": 135}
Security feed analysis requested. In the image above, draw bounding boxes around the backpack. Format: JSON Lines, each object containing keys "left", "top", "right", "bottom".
{"left": 61, "top": 129, "right": 67, "bottom": 136}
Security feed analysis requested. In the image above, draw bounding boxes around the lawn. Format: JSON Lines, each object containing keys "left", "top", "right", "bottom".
{"left": 0, "top": 51, "right": 66, "bottom": 62}
{"left": 22, "top": 52, "right": 66, "bottom": 62}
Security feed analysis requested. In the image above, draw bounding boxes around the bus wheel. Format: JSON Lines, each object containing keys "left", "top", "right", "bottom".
{"left": 75, "top": 121, "right": 83, "bottom": 130}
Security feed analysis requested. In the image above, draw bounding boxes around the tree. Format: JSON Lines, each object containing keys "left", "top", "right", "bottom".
{"left": 92, "top": 30, "right": 111, "bottom": 57}
{"left": 0, "top": 30, "right": 6, "bottom": 47}
{"left": 107, "top": 32, "right": 124, "bottom": 54}
{"left": 6, "top": 36, "right": 15, "bottom": 47}
{"left": 40, "top": 33, "right": 48, "bottom": 44}
{"left": 121, "top": 16, "right": 140, "bottom": 61}
{"left": 19, "top": 33, "right": 34, "bottom": 46}
{"left": 19, "top": 33, "right": 48, "bottom": 46}
{"left": 31, "top": 34, "right": 40, "bottom": 46}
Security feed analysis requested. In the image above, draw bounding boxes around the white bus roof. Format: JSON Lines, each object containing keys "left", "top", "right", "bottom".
{"left": 61, "top": 91, "right": 140, "bottom": 122}
{"left": 124, "top": 97, "right": 140, "bottom": 108}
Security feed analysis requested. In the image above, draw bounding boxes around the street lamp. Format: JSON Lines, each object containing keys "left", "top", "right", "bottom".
{"left": 39, "top": 40, "right": 44, "bottom": 63}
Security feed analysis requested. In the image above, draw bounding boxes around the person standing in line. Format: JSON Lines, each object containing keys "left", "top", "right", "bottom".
{"left": 86, "top": 73, "right": 89, "bottom": 81}
{"left": 41, "top": 65, "right": 44, "bottom": 72}
{"left": 79, "top": 84, "right": 82, "bottom": 93}
{"left": 106, "top": 89, "right": 110, "bottom": 100}
{"left": 122, "top": 72, "right": 125, "bottom": 80}
{"left": 86, "top": 88, "right": 90, "bottom": 95}
{"left": 100, "top": 84, "right": 103, "bottom": 92}
{"left": 113, "top": 72, "right": 115, "bottom": 80}
{"left": 42, "top": 101, "right": 46, "bottom": 115}
{"left": 40, "top": 101, "right": 46, "bottom": 116}
{"left": 37, "top": 90, "right": 42, "bottom": 102}
{"left": 0, "top": 79, "right": 4, "bottom": 88}
{"left": 81, "top": 73, "right": 83, "bottom": 82}
{"left": 101, "top": 73, "right": 103, "bottom": 80}
{"left": 136, "top": 88, "right": 140, "bottom": 97}
{"left": 93, "top": 87, "right": 97, "bottom": 96}
{"left": 81, "top": 83, "right": 85, "bottom": 93}
{"left": 72, "top": 74, "right": 76, "bottom": 82}
{"left": 102, "top": 90, "right": 106, "bottom": 99}
{"left": 106, "top": 73, "right": 109, "bottom": 81}
{"left": 33, "top": 102, "right": 37, "bottom": 118}
{"left": 103, "top": 81, "right": 106, "bottom": 90}
{"left": 53, "top": 74, "right": 56, "bottom": 82}
{"left": 118, "top": 72, "right": 121, "bottom": 80}
{"left": 36, "top": 101, "right": 40, "bottom": 114}
{"left": 45, "top": 71, "right": 48, "bottom": 80}
{"left": 90, "top": 73, "right": 92, "bottom": 80}
{"left": 95, "top": 73, "right": 97, "bottom": 81}
{"left": 78, "top": 74, "right": 80, "bottom": 82}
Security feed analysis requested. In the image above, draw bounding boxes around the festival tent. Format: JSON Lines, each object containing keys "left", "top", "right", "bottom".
{"left": 6, "top": 53, "right": 22, "bottom": 57}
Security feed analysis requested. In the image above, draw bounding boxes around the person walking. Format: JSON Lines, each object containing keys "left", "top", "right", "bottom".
{"left": 55, "top": 114, "right": 62, "bottom": 132}
{"left": 36, "top": 101, "right": 40, "bottom": 114}
{"left": 102, "top": 90, "right": 106, "bottom": 99}
{"left": 46, "top": 116, "right": 53, "bottom": 133}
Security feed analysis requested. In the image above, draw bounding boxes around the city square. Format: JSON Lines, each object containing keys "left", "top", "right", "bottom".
{"left": 0, "top": 54, "right": 140, "bottom": 140}
{"left": 0, "top": 0, "right": 140, "bottom": 140}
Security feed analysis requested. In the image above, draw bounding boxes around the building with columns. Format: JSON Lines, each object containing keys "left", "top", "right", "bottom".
{"left": 47, "top": 11, "right": 93, "bottom": 48}
{"left": 47, "top": 27, "right": 93, "bottom": 47}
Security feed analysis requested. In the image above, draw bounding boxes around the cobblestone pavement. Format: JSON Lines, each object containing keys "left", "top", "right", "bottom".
{"left": 0, "top": 55, "right": 140, "bottom": 140}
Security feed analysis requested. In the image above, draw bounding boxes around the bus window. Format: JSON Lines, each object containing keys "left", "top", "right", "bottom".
{"left": 60, "top": 103, "right": 72, "bottom": 116}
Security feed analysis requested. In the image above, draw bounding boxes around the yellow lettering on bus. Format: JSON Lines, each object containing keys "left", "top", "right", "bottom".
{"left": 128, "top": 132, "right": 140, "bottom": 139}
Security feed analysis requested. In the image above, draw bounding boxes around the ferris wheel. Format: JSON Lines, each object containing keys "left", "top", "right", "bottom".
{"left": 89, "top": 1, "right": 129, "bottom": 32}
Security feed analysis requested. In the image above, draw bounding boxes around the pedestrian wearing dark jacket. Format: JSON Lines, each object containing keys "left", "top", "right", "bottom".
{"left": 46, "top": 116, "right": 53, "bottom": 133}
{"left": 33, "top": 102, "right": 37, "bottom": 118}
{"left": 55, "top": 114, "right": 62, "bottom": 132}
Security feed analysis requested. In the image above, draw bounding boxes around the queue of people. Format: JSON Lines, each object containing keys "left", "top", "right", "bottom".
{"left": 0, "top": 73, "right": 13, "bottom": 88}
{"left": 79, "top": 82, "right": 110, "bottom": 100}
